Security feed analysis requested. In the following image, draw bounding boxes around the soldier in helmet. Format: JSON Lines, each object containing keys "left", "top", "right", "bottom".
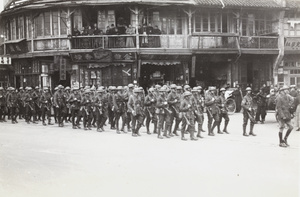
{"left": 93, "top": 87, "right": 106, "bottom": 132}
{"left": 53, "top": 85, "right": 67, "bottom": 127}
{"left": 81, "top": 89, "right": 93, "bottom": 130}
{"left": 144, "top": 87, "right": 157, "bottom": 134}
{"left": 155, "top": 87, "right": 172, "bottom": 139}
{"left": 107, "top": 86, "right": 116, "bottom": 130}
{"left": 0, "top": 87, "right": 7, "bottom": 122}
{"left": 205, "top": 86, "right": 220, "bottom": 136}
{"left": 64, "top": 86, "right": 72, "bottom": 123}
{"left": 113, "top": 86, "right": 127, "bottom": 134}
{"left": 17, "top": 87, "right": 25, "bottom": 119}
{"left": 67, "top": 86, "right": 82, "bottom": 129}
{"left": 191, "top": 87, "right": 204, "bottom": 138}
{"left": 40, "top": 87, "right": 54, "bottom": 126}
{"left": 7, "top": 87, "right": 19, "bottom": 124}
{"left": 167, "top": 84, "right": 180, "bottom": 137}
{"left": 241, "top": 87, "right": 256, "bottom": 136}
{"left": 276, "top": 85, "right": 294, "bottom": 147}
{"left": 33, "top": 86, "right": 41, "bottom": 122}
{"left": 24, "top": 87, "right": 37, "bottom": 124}
{"left": 128, "top": 88, "right": 144, "bottom": 137}
{"left": 216, "top": 88, "right": 230, "bottom": 134}
{"left": 180, "top": 91, "right": 198, "bottom": 141}
{"left": 172, "top": 86, "right": 183, "bottom": 136}
{"left": 124, "top": 83, "right": 135, "bottom": 132}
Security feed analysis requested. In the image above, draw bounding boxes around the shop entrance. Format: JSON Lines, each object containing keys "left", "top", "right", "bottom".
{"left": 195, "top": 61, "right": 230, "bottom": 89}
{"left": 140, "top": 63, "right": 185, "bottom": 89}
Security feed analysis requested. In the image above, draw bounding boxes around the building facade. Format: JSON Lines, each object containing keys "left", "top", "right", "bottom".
{"left": 0, "top": 0, "right": 298, "bottom": 91}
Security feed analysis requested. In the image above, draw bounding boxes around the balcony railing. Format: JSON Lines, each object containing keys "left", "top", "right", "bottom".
{"left": 190, "top": 34, "right": 239, "bottom": 49}
{"left": 4, "top": 34, "right": 279, "bottom": 54}
{"left": 240, "top": 36, "right": 278, "bottom": 49}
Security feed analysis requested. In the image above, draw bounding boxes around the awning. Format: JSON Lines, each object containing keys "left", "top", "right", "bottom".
{"left": 142, "top": 60, "right": 181, "bottom": 66}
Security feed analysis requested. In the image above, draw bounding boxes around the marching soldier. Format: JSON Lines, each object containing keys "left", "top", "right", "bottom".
{"left": 67, "top": 86, "right": 82, "bottom": 129}
{"left": 53, "top": 85, "right": 67, "bottom": 127}
{"left": 107, "top": 86, "right": 116, "bottom": 130}
{"left": 241, "top": 87, "right": 256, "bottom": 136}
{"left": 167, "top": 84, "right": 179, "bottom": 137}
{"left": 90, "top": 86, "right": 97, "bottom": 127}
{"left": 24, "top": 87, "right": 37, "bottom": 124}
{"left": 33, "top": 86, "right": 41, "bottom": 122}
{"left": 7, "top": 87, "right": 19, "bottom": 124}
{"left": 17, "top": 87, "right": 25, "bottom": 119}
{"left": 40, "top": 87, "right": 53, "bottom": 126}
{"left": 64, "top": 86, "right": 72, "bottom": 123}
{"left": 155, "top": 87, "right": 171, "bottom": 139}
{"left": 144, "top": 87, "right": 157, "bottom": 134}
{"left": 172, "top": 86, "right": 183, "bottom": 136}
{"left": 81, "top": 89, "right": 93, "bottom": 130}
{"left": 93, "top": 87, "right": 106, "bottom": 132}
{"left": 216, "top": 88, "right": 230, "bottom": 134}
{"left": 113, "top": 86, "right": 127, "bottom": 134}
{"left": 180, "top": 91, "right": 198, "bottom": 141}
{"left": 191, "top": 87, "right": 204, "bottom": 138}
{"left": 276, "top": 85, "right": 294, "bottom": 147}
{"left": 53, "top": 87, "right": 58, "bottom": 123}
{"left": 205, "top": 86, "right": 220, "bottom": 136}
{"left": 128, "top": 88, "right": 144, "bottom": 137}
{"left": 124, "top": 83, "right": 135, "bottom": 132}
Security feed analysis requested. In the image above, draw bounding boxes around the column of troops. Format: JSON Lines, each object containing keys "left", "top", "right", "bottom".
{"left": 0, "top": 84, "right": 296, "bottom": 147}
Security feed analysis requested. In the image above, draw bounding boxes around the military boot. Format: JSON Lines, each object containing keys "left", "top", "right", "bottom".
{"left": 223, "top": 121, "right": 229, "bottom": 134}
{"left": 283, "top": 129, "right": 292, "bottom": 146}
{"left": 168, "top": 124, "right": 174, "bottom": 137}
{"left": 196, "top": 124, "right": 203, "bottom": 138}
{"left": 249, "top": 124, "right": 256, "bottom": 136}
{"left": 181, "top": 130, "right": 187, "bottom": 141}
{"left": 279, "top": 132, "right": 287, "bottom": 147}
{"left": 42, "top": 120, "right": 47, "bottom": 126}
{"left": 190, "top": 127, "right": 198, "bottom": 141}
{"left": 163, "top": 125, "right": 170, "bottom": 138}
{"left": 243, "top": 125, "right": 248, "bottom": 136}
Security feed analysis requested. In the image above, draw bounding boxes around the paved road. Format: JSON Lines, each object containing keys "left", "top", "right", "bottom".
{"left": 0, "top": 112, "right": 299, "bottom": 197}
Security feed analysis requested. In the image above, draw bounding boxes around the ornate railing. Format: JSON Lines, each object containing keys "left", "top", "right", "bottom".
{"left": 240, "top": 36, "right": 278, "bottom": 49}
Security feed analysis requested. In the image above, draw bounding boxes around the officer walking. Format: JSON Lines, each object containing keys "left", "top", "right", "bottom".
{"left": 241, "top": 87, "right": 256, "bottom": 136}
{"left": 276, "top": 85, "right": 294, "bottom": 147}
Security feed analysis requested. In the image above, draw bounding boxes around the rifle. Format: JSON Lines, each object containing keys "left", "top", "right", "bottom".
{"left": 183, "top": 113, "right": 191, "bottom": 126}
{"left": 246, "top": 110, "right": 256, "bottom": 123}
{"left": 84, "top": 106, "right": 89, "bottom": 116}
{"left": 146, "top": 107, "right": 152, "bottom": 118}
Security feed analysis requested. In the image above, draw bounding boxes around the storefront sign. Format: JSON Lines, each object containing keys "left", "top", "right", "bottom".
{"left": 60, "top": 57, "right": 67, "bottom": 80}
{"left": 6, "top": 39, "right": 28, "bottom": 54}
{"left": 70, "top": 49, "right": 112, "bottom": 62}
{"left": 285, "top": 38, "right": 300, "bottom": 50}
{"left": 0, "top": 56, "right": 11, "bottom": 65}
{"left": 113, "top": 52, "right": 135, "bottom": 61}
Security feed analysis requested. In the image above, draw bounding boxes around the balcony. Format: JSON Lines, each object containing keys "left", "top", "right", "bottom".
{"left": 239, "top": 36, "right": 278, "bottom": 49}
{"left": 5, "top": 34, "right": 279, "bottom": 56}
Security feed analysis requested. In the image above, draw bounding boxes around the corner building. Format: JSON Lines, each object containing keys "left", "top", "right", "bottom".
{"left": 0, "top": 0, "right": 298, "bottom": 91}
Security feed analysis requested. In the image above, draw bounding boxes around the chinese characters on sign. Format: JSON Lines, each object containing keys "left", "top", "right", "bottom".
{"left": 0, "top": 56, "right": 11, "bottom": 65}
{"left": 60, "top": 57, "right": 67, "bottom": 80}
{"left": 285, "top": 38, "right": 300, "bottom": 50}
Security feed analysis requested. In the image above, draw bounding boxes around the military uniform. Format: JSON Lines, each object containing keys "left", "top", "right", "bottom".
{"left": 67, "top": 88, "right": 82, "bottom": 129}
{"left": 216, "top": 88, "right": 229, "bottom": 134}
{"left": 107, "top": 87, "right": 116, "bottom": 129}
{"left": 191, "top": 87, "right": 204, "bottom": 138}
{"left": 53, "top": 85, "right": 67, "bottom": 127}
{"left": 40, "top": 87, "right": 53, "bottom": 125}
{"left": 124, "top": 84, "right": 134, "bottom": 132}
{"left": 205, "top": 87, "right": 220, "bottom": 136}
{"left": 17, "top": 87, "right": 25, "bottom": 119}
{"left": 81, "top": 90, "right": 93, "bottom": 130}
{"left": 6, "top": 88, "right": 19, "bottom": 124}
{"left": 128, "top": 88, "right": 144, "bottom": 136}
{"left": 255, "top": 88, "right": 267, "bottom": 123}
{"left": 155, "top": 88, "right": 172, "bottom": 139}
{"left": 276, "top": 86, "right": 294, "bottom": 147}
{"left": 113, "top": 86, "right": 127, "bottom": 133}
{"left": 0, "top": 88, "right": 7, "bottom": 122}
{"left": 144, "top": 88, "right": 157, "bottom": 134}
{"left": 24, "top": 87, "right": 36, "bottom": 124}
{"left": 241, "top": 87, "right": 256, "bottom": 136}
{"left": 167, "top": 84, "right": 179, "bottom": 137}
{"left": 180, "top": 91, "right": 197, "bottom": 141}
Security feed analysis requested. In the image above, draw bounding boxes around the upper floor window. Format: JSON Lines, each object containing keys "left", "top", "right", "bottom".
{"left": 34, "top": 10, "right": 68, "bottom": 38}
{"left": 241, "top": 12, "right": 273, "bottom": 36}
{"left": 192, "top": 11, "right": 222, "bottom": 33}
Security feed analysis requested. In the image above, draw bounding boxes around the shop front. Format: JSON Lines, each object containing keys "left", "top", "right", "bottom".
{"left": 138, "top": 54, "right": 191, "bottom": 89}
{"left": 70, "top": 49, "right": 137, "bottom": 87}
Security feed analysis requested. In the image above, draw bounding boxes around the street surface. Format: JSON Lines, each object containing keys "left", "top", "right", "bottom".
{"left": 0, "top": 112, "right": 299, "bottom": 197}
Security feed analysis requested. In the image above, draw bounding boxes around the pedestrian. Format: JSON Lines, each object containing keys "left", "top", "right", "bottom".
{"left": 241, "top": 87, "right": 256, "bottom": 136}
{"left": 276, "top": 85, "right": 294, "bottom": 147}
